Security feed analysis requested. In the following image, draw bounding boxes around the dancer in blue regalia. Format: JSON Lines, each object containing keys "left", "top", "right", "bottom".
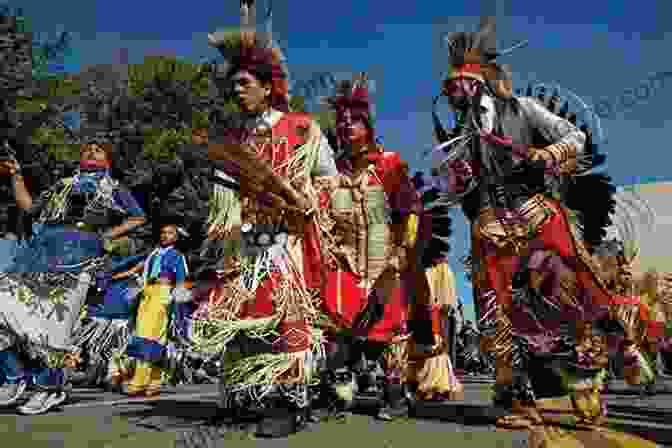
{"left": 0, "top": 135, "right": 145, "bottom": 414}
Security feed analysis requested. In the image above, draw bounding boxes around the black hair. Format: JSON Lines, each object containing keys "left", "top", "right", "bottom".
{"left": 221, "top": 63, "right": 274, "bottom": 100}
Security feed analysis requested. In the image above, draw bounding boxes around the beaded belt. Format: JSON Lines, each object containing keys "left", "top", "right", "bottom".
{"left": 477, "top": 193, "right": 556, "bottom": 249}
{"left": 60, "top": 221, "right": 98, "bottom": 233}
{"left": 146, "top": 278, "right": 175, "bottom": 287}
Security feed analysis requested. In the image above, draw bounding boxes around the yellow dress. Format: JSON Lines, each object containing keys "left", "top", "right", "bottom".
{"left": 127, "top": 283, "right": 172, "bottom": 395}
{"left": 126, "top": 248, "right": 188, "bottom": 396}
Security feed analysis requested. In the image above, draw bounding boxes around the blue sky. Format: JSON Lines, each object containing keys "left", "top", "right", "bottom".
{"left": 12, "top": 0, "right": 672, "bottom": 322}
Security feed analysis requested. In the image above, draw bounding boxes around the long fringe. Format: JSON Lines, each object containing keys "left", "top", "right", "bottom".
{"left": 409, "top": 352, "right": 464, "bottom": 400}
{"left": 191, "top": 317, "right": 278, "bottom": 354}
{"left": 70, "top": 318, "right": 130, "bottom": 364}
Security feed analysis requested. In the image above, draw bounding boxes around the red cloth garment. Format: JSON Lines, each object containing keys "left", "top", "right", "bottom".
{"left": 321, "top": 270, "right": 407, "bottom": 343}
{"left": 322, "top": 270, "right": 366, "bottom": 329}
{"left": 227, "top": 112, "right": 324, "bottom": 352}
{"left": 484, "top": 200, "right": 612, "bottom": 311}
{"left": 611, "top": 295, "right": 642, "bottom": 305}
{"left": 375, "top": 151, "right": 402, "bottom": 194}
{"left": 648, "top": 321, "right": 665, "bottom": 339}
{"left": 430, "top": 304, "right": 443, "bottom": 335}
{"left": 321, "top": 149, "right": 414, "bottom": 343}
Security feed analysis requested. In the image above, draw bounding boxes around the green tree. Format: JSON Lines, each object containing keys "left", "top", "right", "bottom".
{"left": 1, "top": 7, "right": 80, "bottom": 163}
{"left": 289, "top": 95, "right": 305, "bottom": 112}
{"left": 29, "top": 125, "right": 79, "bottom": 161}
{"left": 125, "top": 55, "right": 214, "bottom": 160}
{"left": 313, "top": 107, "right": 336, "bottom": 131}
{"left": 15, "top": 76, "right": 81, "bottom": 114}
{"left": 127, "top": 55, "right": 210, "bottom": 98}
{"left": 142, "top": 127, "right": 191, "bottom": 162}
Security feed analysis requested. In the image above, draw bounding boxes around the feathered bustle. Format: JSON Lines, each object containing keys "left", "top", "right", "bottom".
{"left": 565, "top": 173, "right": 617, "bottom": 250}
{"left": 419, "top": 187, "right": 453, "bottom": 268}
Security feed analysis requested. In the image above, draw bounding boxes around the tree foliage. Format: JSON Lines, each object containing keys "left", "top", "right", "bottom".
{"left": 120, "top": 55, "right": 217, "bottom": 161}
{"left": 0, "top": 6, "right": 337, "bottom": 273}
{"left": 15, "top": 77, "right": 81, "bottom": 113}
{"left": 30, "top": 125, "right": 79, "bottom": 161}
{"left": 142, "top": 127, "right": 190, "bottom": 161}
{"left": 289, "top": 95, "right": 305, "bottom": 112}
{"left": 313, "top": 107, "right": 336, "bottom": 131}
{"left": 127, "top": 55, "right": 210, "bottom": 98}
{"left": 0, "top": 8, "right": 81, "bottom": 192}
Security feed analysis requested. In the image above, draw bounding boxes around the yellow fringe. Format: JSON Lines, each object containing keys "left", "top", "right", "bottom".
{"left": 405, "top": 213, "right": 418, "bottom": 248}
{"left": 408, "top": 352, "right": 464, "bottom": 400}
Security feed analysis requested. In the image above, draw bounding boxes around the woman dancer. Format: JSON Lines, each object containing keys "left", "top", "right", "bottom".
{"left": 0, "top": 136, "right": 145, "bottom": 414}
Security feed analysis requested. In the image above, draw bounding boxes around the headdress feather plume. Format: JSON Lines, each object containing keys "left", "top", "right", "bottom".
{"left": 207, "top": 29, "right": 284, "bottom": 72}
{"left": 328, "top": 72, "right": 371, "bottom": 109}
{"left": 207, "top": 26, "right": 290, "bottom": 110}
{"left": 444, "top": 15, "right": 527, "bottom": 66}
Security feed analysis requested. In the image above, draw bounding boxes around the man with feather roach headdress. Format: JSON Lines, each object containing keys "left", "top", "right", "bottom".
{"left": 192, "top": 26, "right": 338, "bottom": 437}
{"left": 314, "top": 73, "right": 420, "bottom": 420}
{"left": 426, "top": 15, "right": 630, "bottom": 431}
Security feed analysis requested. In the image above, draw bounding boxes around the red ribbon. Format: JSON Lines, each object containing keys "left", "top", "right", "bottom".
{"left": 450, "top": 63, "right": 483, "bottom": 76}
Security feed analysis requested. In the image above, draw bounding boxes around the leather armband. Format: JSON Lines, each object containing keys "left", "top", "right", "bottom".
{"left": 545, "top": 143, "right": 576, "bottom": 164}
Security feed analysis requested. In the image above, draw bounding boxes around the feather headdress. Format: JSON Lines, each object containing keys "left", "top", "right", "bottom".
{"left": 327, "top": 72, "right": 371, "bottom": 110}
{"left": 432, "top": 16, "right": 527, "bottom": 143}
{"left": 325, "top": 72, "right": 376, "bottom": 144}
{"left": 207, "top": 29, "right": 289, "bottom": 111}
{"left": 443, "top": 16, "right": 527, "bottom": 82}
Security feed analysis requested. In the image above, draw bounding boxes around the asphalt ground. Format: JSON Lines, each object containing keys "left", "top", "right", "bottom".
{"left": 1, "top": 376, "right": 670, "bottom": 447}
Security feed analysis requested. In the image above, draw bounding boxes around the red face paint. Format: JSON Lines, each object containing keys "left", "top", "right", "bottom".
{"left": 444, "top": 78, "right": 481, "bottom": 97}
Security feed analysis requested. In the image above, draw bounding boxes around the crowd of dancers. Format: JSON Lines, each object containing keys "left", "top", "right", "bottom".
{"left": 0, "top": 11, "right": 670, "bottom": 446}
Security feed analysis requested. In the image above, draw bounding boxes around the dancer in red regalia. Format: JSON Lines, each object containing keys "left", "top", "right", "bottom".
{"left": 315, "top": 73, "right": 424, "bottom": 420}
{"left": 427, "top": 13, "right": 662, "bottom": 446}
{"left": 192, "top": 28, "right": 338, "bottom": 437}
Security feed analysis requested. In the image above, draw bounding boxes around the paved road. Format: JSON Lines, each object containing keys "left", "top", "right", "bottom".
{"left": 3, "top": 377, "right": 672, "bottom": 446}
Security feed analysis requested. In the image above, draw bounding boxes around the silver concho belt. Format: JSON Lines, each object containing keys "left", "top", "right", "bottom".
{"left": 240, "top": 223, "right": 289, "bottom": 257}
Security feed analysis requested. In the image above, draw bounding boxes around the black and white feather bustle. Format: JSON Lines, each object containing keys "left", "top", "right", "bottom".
{"left": 521, "top": 85, "right": 618, "bottom": 252}
{"left": 564, "top": 172, "right": 617, "bottom": 251}
{"left": 563, "top": 124, "right": 616, "bottom": 251}
{"left": 418, "top": 184, "right": 453, "bottom": 269}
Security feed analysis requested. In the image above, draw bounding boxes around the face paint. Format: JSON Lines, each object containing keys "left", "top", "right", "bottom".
{"left": 444, "top": 78, "right": 481, "bottom": 98}
{"left": 336, "top": 108, "right": 372, "bottom": 149}
{"left": 444, "top": 78, "right": 482, "bottom": 112}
